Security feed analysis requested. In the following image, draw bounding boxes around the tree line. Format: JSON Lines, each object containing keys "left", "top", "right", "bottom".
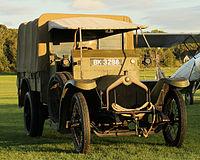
{"left": 0, "top": 25, "right": 199, "bottom": 72}
{"left": 0, "top": 25, "right": 17, "bottom": 72}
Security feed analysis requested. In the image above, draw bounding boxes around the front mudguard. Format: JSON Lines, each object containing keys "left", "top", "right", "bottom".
{"left": 58, "top": 79, "right": 97, "bottom": 133}
{"left": 150, "top": 78, "right": 189, "bottom": 105}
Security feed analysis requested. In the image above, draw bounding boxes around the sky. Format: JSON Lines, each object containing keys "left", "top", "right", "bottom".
{"left": 0, "top": 0, "right": 200, "bottom": 33}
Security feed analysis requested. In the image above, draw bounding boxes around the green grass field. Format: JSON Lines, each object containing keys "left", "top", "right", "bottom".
{"left": 140, "top": 67, "right": 180, "bottom": 80}
{"left": 0, "top": 73, "right": 200, "bottom": 160}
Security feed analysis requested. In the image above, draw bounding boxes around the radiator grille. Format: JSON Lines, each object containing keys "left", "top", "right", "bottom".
{"left": 109, "top": 83, "right": 147, "bottom": 109}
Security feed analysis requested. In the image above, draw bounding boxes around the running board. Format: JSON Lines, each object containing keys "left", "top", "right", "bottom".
{"left": 93, "top": 130, "right": 138, "bottom": 137}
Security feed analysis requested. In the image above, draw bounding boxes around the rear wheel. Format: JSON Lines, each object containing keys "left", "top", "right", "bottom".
{"left": 62, "top": 71, "right": 73, "bottom": 80}
{"left": 48, "top": 72, "right": 71, "bottom": 122}
{"left": 24, "top": 91, "right": 45, "bottom": 136}
{"left": 71, "top": 92, "right": 91, "bottom": 154}
{"left": 163, "top": 89, "right": 187, "bottom": 147}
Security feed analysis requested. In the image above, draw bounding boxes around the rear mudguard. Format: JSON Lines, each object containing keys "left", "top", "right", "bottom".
{"left": 18, "top": 77, "right": 31, "bottom": 108}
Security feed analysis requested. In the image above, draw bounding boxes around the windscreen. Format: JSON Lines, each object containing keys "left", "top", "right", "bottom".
{"left": 50, "top": 33, "right": 123, "bottom": 58}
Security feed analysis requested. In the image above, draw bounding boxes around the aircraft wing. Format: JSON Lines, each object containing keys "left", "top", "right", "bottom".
{"left": 134, "top": 33, "right": 200, "bottom": 48}
{"left": 171, "top": 52, "right": 200, "bottom": 81}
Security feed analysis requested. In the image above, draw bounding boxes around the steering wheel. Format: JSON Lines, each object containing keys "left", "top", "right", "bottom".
{"left": 76, "top": 47, "right": 93, "bottom": 50}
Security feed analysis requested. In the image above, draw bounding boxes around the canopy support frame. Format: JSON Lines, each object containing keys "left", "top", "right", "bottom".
{"left": 79, "top": 28, "right": 83, "bottom": 79}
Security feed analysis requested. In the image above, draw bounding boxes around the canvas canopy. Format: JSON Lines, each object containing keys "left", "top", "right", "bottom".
{"left": 49, "top": 17, "right": 148, "bottom": 43}
{"left": 48, "top": 17, "right": 147, "bottom": 31}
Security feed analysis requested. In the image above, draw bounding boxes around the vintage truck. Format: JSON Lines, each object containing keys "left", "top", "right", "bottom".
{"left": 17, "top": 13, "right": 189, "bottom": 153}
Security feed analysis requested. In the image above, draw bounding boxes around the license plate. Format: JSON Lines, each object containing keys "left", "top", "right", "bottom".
{"left": 90, "top": 58, "right": 122, "bottom": 66}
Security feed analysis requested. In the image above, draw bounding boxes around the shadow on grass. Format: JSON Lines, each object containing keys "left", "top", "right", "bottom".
{"left": 91, "top": 134, "right": 166, "bottom": 147}
{"left": 0, "top": 97, "right": 17, "bottom": 100}
{"left": 0, "top": 124, "right": 74, "bottom": 153}
{"left": 0, "top": 103, "right": 17, "bottom": 109}
{"left": 0, "top": 104, "right": 74, "bottom": 153}
{"left": 0, "top": 72, "right": 16, "bottom": 76}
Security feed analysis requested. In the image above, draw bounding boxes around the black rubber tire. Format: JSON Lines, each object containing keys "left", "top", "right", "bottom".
{"left": 47, "top": 72, "right": 68, "bottom": 122}
{"left": 71, "top": 92, "right": 91, "bottom": 154}
{"left": 163, "top": 89, "right": 187, "bottom": 147}
{"left": 24, "top": 91, "right": 45, "bottom": 137}
{"left": 185, "top": 90, "right": 193, "bottom": 105}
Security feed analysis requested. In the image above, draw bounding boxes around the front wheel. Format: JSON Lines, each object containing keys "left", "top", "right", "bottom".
{"left": 71, "top": 92, "right": 91, "bottom": 154}
{"left": 163, "top": 89, "right": 187, "bottom": 147}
